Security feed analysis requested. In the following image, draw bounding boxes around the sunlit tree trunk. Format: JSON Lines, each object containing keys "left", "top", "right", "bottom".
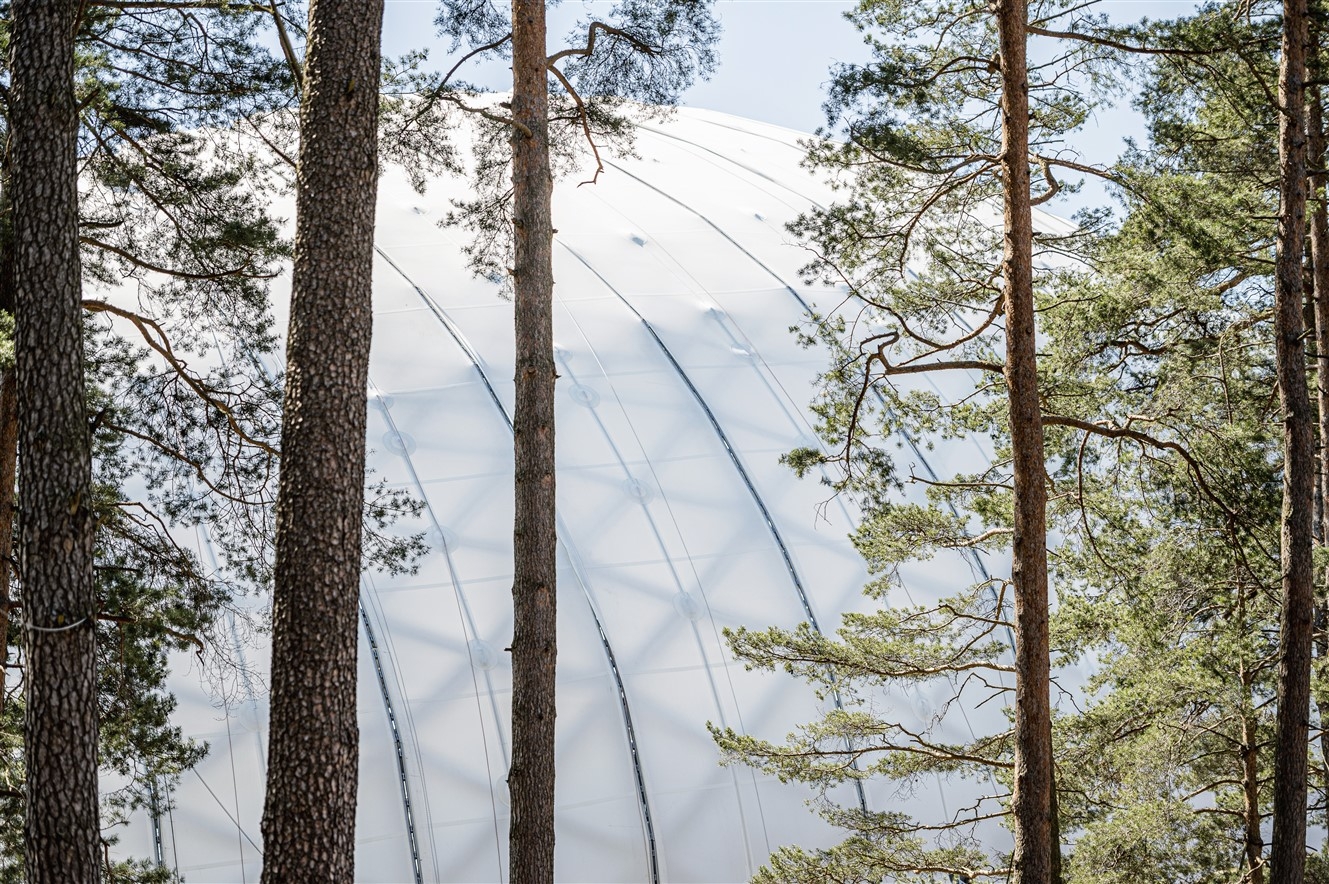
{"left": 508, "top": 0, "right": 559, "bottom": 879}
{"left": 1307, "top": 67, "right": 1329, "bottom": 858}
{"left": 998, "top": 0, "right": 1058, "bottom": 880}
{"left": 1270, "top": 0, "right": 1314, "bottom": 879}
{"left": 11, "top": 0, "right": 99, "bottom": 880}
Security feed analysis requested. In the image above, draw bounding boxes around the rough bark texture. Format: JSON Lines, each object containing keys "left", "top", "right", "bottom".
{"left": 10, "top": 1, "right": 100, "bottom": 880}
{"left": 257, "top": 0, "right": 383, "bottom": 878}
{"left": 508, "top": 1, "right": 559, "bottom": 880}
{"left": 1270, "top": 0, "right": 1315, "bottom": 879}
{"left": 1308, "top": 77, "right": 1329, "bottom": 848}
{"left": 997, "top": 1, "right": 1057, "bottom": 880}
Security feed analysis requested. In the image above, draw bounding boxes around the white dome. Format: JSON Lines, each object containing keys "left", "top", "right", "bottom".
{"left": 112, "top": 107, "right": 1007, "bottom": 883}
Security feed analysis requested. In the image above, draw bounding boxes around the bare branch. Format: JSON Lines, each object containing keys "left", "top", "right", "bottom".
{"left": 547, "top": 20, "right": 656, "bottom": 67}
{"left": 546, "top": 63, "right": 604, "bottom": 186}
{"left": 82, "top": 299, "right": 280, "bottom": 458}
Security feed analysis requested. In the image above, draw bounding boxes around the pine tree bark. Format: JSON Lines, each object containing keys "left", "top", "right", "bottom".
{"left": 257, "top": 0, "right": 384, "bottom": 878}
{"left": 10, "top": 0, "right": 100, "bottom": 880}
{"left": 1270, "top": 0, "right": 1315, "bottom": 879}
{"left": 508, "top": 0, "right": 559, "bottom": 880}
{"left": 1307, "top": 72, "right": 1329, "bottom": 851}
{"left": 996, "top": 0, "right": 1057, "bottom": 880}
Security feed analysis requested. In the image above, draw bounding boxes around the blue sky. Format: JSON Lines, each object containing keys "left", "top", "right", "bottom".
{"left": 380, "top": 0, "right": 1203, "bottom": 215}
{"left": 381, "top": 0, "right": 866, "bottom": 134}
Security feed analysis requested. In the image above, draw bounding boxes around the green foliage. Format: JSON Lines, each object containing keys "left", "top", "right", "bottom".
{"left": 716, "top": 0, "right": 1316, "bottom": 880}
{"left": 0, "top": 3, "right": 431, "bottom": 876}
{"left": 433, "top": 0, "right": 721, "bottom": 285}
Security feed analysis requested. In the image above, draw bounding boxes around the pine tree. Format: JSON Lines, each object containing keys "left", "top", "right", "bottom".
{"left": 258, "top": 0, "right": 385, "bottom": 877}
{"left": 431, "top": 3, "right": 718, "bottom": 876}
{"left": 10, "top": 1, "right": 99, "bottom": 880}
{"left": 1269, "top": 0, "right": 1316, "bottom": 878}
{"left": 507, "top": 1, "right": 559, "bottom": 877}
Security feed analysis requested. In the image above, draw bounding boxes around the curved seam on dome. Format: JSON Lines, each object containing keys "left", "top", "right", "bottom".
{"left": 374, "top": 246, "right": 662, "bottom": 884}
{"left": 634, "top": 124, "right": 809, "bottom": 209}
{"left": 558, "top": 243, "right": 820, "bottom": 632}
{"left": 557, "top": 242, "right": 871, "bottom": 822}
{"left": 551, "top": 339, "right": 763, "bottom": 874}
{"left": 673, "top": 114, "right": 810, "bottom": 153}
{"left": 148, "top": 778, "right": 166, "bottom": 871}
{"left": 369, "top": 383, "right": 500, "bottom": 881}
{"left": 598, "top": 160, "right": 1011, "bottom": 809}
{"left": 359, "top": 602, "right": 426, "bottom": 884}
{"left": 603, "top": 158, "right": 1007, "bottom": 628}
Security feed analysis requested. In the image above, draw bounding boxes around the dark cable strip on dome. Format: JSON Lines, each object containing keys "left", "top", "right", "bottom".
{"left": 149, "top": 777, "right": 165, "bottom": 869}
{"left": 558, "top": 242, "right": 870, "bottom": 818}
{"left": 609, "top": 147, "right": 1015, "bottom": 828}
{"left": 375, "top": 246, "right": 662, "bottom": 884}
{"left": 559, "top": 244, "right": 820, "bottom": 630}
{"left": 613, "top": 149, "right": 1016, "bottom": 655}
{"left": 359, "top": 603, "right": 425, "bottom": 884}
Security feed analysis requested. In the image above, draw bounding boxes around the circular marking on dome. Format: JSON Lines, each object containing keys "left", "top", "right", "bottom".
{"left": 469, "top": 639, "right": 500, "bottom": 671}
{"left": 382, "top": 431, "right": 416, "bottom": 456}
{"left": 372, "top": 392, "right": 395, "bottom": 411}
{"left": 427, "top": 525, "right": 458, "bottom": 552}
{"left": 623, "top": 477, "right": 655, "bottom": 504}
{"left": 569, "top": 383, "right": 600, "bottom": 408}
{"left": 672, "top": 591, "right": 704, "bottom": 622}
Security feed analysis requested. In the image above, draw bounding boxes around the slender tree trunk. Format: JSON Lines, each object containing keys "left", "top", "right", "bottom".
{"left": 257, "top": 0, "right": 383, "bottom": 878}
{"left": 10, "top": 1, "right": 99, "bottom": 880}
{"left": 1270, "top": 0, "right": 1315, "bottom": 879}
{"left": 1307, "top": 74, "right": 1329, "bottom": 849}
{"left": 996, "top": 1, "right": 1057, "bottom": 881}
{"left": 1243, "top": 667, "right": 1267, "bottom": 884}
{"left": 508, "top": 0, "right": 558, "bottom": 880}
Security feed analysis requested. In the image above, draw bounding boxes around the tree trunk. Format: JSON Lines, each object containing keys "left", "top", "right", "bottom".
{"left": 1243, "top": 666, "right": 1266, "bottom": 884}
{"left": 996, "top": 0, "right": 1057, "bottom": 880}
{"left": 508, "top": 1, "right": 559, "bottom": 880}
{"left": 10, "top": 1, "right": 100, "bottom": 881}
{"left": 1308, "top": 74, "right": 1329, "bottom": 851}
{"left": 1270, "top": 0, "right": 1315, "bottom": 879}
{"left": 257, "top": 0, "right": 384, "bottom": 878}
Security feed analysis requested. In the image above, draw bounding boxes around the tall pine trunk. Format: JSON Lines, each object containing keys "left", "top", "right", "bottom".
{"left": 1307, "top": 71, "right": 1329, "bottom": 850}
{"left": 1270, "top": 0, "right": 1314, "bottom": 879}
{"left": 996, "top": 0, "right": 1057, "bottom": 880}
{"left": 508, "top": 0, "right": 559, "bottom": 879}
{"left": 258, "top": 0, "right": 384, "bottom": 878}
{"left": 10, "top": 1, "right": 100, "bottom": 880}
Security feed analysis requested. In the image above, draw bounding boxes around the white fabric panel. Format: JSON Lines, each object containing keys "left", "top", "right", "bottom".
{"left": 111, "top": 107, "right": 1019, "bottom": 882}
